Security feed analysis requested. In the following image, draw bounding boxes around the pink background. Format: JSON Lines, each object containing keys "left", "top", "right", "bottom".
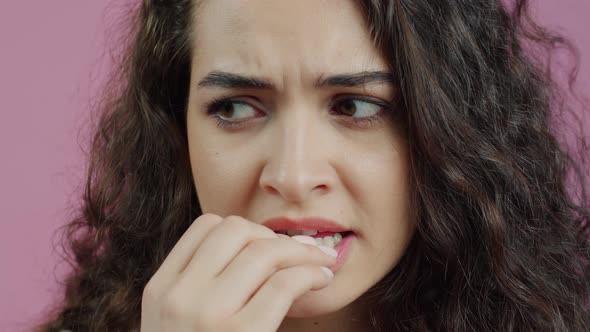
{"left": 1, "top": 1, "right": 588, "bottom": 331}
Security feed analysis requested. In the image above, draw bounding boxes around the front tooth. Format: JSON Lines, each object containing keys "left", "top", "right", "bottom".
{"left": 302, "top": 230, "right": 318, "bottom": 236}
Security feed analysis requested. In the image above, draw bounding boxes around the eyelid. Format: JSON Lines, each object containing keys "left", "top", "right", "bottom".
{"left": 203, "top": 95, "right": 266, "bottom": 119}
{"left": 330, "top": 94, "right": 391, "bottom": 109}
{"left": 217, "top": 96, "right": 264, "bottom": 110}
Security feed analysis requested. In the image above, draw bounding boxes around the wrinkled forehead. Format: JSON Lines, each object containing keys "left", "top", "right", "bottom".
{"left": 191, "top": 0, "right": 390, "bottom": 89}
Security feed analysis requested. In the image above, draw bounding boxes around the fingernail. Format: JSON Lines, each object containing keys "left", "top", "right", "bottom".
{"left": 291, "top": 235, "right": 317, "bottom": 245}
{"left": 318, "top": 245, "right": 338, "bottom": 258}
{"left": 320, "top": 266, "right": 334, "bottom": 279}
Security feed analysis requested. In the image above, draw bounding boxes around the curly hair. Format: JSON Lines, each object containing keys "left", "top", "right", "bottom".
{"left": 34, "top": 0, "right": 590, "bottom": 331}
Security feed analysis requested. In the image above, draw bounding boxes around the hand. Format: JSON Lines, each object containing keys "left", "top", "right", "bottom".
{"left": 140, "top": 213, "right": 337, "bottom": 332}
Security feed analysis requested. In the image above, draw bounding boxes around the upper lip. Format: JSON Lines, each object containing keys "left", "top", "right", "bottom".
{"left": 261, "top": 217, "right": 352, "bottom": 233}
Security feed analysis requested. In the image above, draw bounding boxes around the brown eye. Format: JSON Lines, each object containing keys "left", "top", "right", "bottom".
{"left": 205, "top": 97, "right": 266, "bottom": 130}
{"left": 333, "top": 98, "right": 383, "bottom": 118}
{"left": 214, "top": 101, "right": 257, "bottom": 120}
{"left": 338, "top": 100, "right": 357, "bottom": 116}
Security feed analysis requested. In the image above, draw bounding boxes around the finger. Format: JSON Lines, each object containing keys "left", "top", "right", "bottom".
{"left": 149, "top": 214, "right": 223, "bottom": 290}
{"left": 206, "top": 236, "right": 337, "bottom": 314}
{"left": 236, "top": 264, "right": 334, "bottom": 332}
{"left": 180, "top": 215, "right": 278, "bottom": 280}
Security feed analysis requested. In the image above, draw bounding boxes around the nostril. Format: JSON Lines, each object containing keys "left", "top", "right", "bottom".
{"left": 263, "top": 185, "right": 278, "bottom": 194}
{"left": 314, "top": 184, "right": 328, "bottom": 190}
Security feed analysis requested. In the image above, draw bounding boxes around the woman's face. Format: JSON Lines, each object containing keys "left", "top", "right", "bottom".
{"left": 186, "top": 0, "right": 415, "bottom": 324}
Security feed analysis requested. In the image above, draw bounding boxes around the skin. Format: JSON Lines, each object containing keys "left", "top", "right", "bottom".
{"left": 185, "top": 0, "right": 416, "bottom": 330}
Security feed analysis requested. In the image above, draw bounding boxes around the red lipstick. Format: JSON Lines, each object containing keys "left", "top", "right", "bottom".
{"left": 261, "top": 217, "right": 352, "bottom": 233}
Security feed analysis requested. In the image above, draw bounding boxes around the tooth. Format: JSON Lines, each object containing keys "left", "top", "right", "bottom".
{"left": 286, "top": 230, "right": 304, "bottom": 236}
{"left": 334, "top": 232, "right": 342, "bottom": 242}
{"left": 315, "top": 237, "right": 324, "bottom": 246}
{"left": 302, "top": 230, "right": 318, "bottom": 236}
{"left": 313, "top": 234, "right": 343, "bottom": 248}
{"left": 323, "top": 236, "right": 335, "bottom": 247}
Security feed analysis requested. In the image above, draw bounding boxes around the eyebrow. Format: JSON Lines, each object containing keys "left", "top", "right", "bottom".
{"left": 197, "top": 70, "right": 396, "bottom": 89}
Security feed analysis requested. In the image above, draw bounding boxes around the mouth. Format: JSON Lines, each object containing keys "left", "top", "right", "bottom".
{"left": 262, "top": 216, "right": 355, "bottom": 249}
{"left": 273, "top": 230, "right": 355, "bottom": 248}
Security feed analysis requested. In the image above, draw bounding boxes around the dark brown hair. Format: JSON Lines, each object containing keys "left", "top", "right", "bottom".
{"left": 34, "top": 0, "right": 590, "bottom": 331}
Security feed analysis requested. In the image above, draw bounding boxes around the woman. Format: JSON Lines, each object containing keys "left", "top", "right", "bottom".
{"left": 35, "top": 0, "right": 590, "bottom": 331}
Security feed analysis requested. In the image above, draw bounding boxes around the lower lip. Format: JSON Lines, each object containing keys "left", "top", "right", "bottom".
{"left": 328, "top": 232, "right": 355, "bottom": 272}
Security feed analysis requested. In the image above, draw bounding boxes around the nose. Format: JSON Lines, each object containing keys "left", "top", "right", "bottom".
{"left": 258, "top": 106, "right": 333, "bottom": 203}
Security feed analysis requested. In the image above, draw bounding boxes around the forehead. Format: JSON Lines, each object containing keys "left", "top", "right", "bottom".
{"left": 191, "top": 0, "right": 389, "bottom": 87}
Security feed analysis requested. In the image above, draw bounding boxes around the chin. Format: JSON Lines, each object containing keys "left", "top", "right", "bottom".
{"left": 285, "top": 288, "right": 351, "bottom": 318}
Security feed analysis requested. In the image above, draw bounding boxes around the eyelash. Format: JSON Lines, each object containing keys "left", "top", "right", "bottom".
{"left": 204, "top": 95, "right": 392, "bottom": 130}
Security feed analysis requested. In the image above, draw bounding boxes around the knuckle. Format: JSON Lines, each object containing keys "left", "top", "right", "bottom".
{"left": 197, "top": 213, "right": 223, "bottom": 224}
{"left": 244, "top": 239, "right": 274, "bottom": 260}
{"left": 160, "top": 292, "right": 193, "bottom": 322}
{"left": 266, "top": 269, "right": 297, "bottom": 295}
{"left": 223, "top": 215, "right": 252, "bottom": 232}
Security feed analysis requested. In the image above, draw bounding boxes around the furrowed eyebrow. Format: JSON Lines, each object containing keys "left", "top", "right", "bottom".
{"left": 197, "top": 70, "right": 396, "bottom": 89}
{"left": 198, "top": 71, "right": 273, "bottom": 89}
{"left": 315, "top": 71, "right": 396, "bottom": 88}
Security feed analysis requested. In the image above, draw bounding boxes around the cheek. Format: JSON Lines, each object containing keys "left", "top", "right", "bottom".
{"left": 353, "top": 147, "right": 409, "bottom": 208}
{"left": 187, "top": 118, "right": 230, "bottom": 211}
{"left": 358, "top": 150, "right": 413, "bottom": 245}
{"left": 189, "top": 141, "right": 258, "bottom": 214}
